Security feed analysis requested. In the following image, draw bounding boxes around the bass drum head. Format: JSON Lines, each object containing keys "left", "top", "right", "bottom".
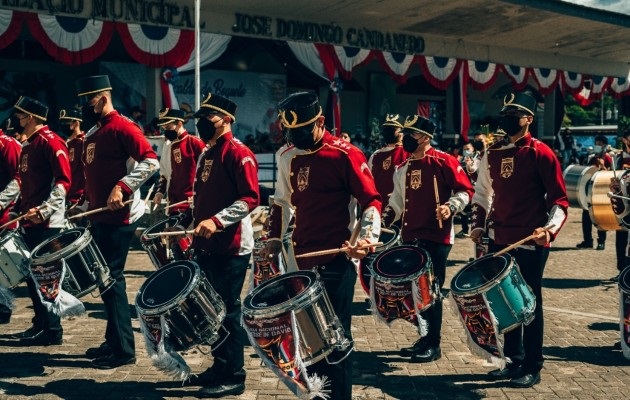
{"left": 451, "top": 253, "right": 511, "bottom": 295}
{"left": 136, "top": 261, "right": 199, "bottom": 315}
{"left": 31, "top": 228, "right": 87, "bottom": 265}
{"left": 141, "top": 216, "right": 182, "bottom": 241}
{"left": 243, "top": 270, "right": 318, "bottom": 317}
{"left": 620, "top": 265, "right": 630, "bottom": 294}
{"left": 371, "top": 245, "right": 428, "bottom": 284}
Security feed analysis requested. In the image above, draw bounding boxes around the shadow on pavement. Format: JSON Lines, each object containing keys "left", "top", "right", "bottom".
{"left": 0, "top": 351, "right": 90, "bottom": 379}
{"left": 588, "top": 321, "right": 618, "bottom": 331}
{"left": 542, "top": 277, "right": 603, "bottom": 289}
{"left": 545, "top": 345, "right": 630, "bottom": 366}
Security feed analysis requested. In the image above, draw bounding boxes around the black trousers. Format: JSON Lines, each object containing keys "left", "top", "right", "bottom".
{"left": 615, "top": 230, "right": 629, "bottom": 272}
{"left": 195, "top": 252, "right": 249, "bottom": 383}
{"left": 581, "top": 210, "right": 606, "bottom": 243}
{"left": 405, "top": 240, "right": 452, "bottom": 347}
{"left": 22, "top": 226, "right": 63, "bottom": 337}
{"left": 308, "top": 255, "right": 357, "bottom": 400}
{"left": 489, "top": 241, "right": 549, "bottom": 374}
{"left": 91, "top": 222, "right": 137, "bottom": 358}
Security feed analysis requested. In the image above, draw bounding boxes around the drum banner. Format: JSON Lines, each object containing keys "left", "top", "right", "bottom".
{"left": 249, "top": 239, "right": 286, "bottom": 292}
{"left": 137, "top": 311, "right": 192, "bottom": 380}
{"left": 30, "top": 260, "right": 85, "bottom": 318}
{"left": 620, "top": 289, "right": 630, "bottom": 360}
{"left": 369, "top": 277, "right": 429, "bottom": 337}
{"left": 0, "top": 285, "right": 15, "bottom": 310}
{"left": 450, "top": 292, "right": 506, "bottom": 368}
{"left": 243, "top": 311, "right": 331, "bottom": 400}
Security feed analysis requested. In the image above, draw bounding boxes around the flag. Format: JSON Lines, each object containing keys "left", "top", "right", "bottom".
{"left": 417, "top": 101, "right": 431, "bottom": 118}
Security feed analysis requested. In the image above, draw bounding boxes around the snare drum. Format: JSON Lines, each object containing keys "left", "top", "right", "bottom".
{"left": 359, "top": 225, "right": 401, "bottom": 295}
{"left": 619, "top": 266, "right": 630, "bottom": 360}
{"left": 242, "top": 270, "right": 349, "bottom": 367}
{"left": 141, "top": 216, "right": 192, "bottom": 269}
{"left": 563, "top": 164, "right": 597, "bottom": 209}
{"left": 0, "top": 230, "right": 31, "bottom": 288}
{"left": 589, "top": 170, "right": 623, "bottom": 231}
{"left": 135, "top": 261, "right": 226, "bottom": 351}
{"left": 451, "top": 253, "right": 535, "bottom": 334}
{"left": 369, "top": 245, "right": 436, "bottom": 326}
{"left": 30, "top": 228, "right": 111, "bottom": 298}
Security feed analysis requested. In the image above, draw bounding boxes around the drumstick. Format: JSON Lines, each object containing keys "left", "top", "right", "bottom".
{"left": 0, "top": 214, "right": 27, "bottom": 230}
{"left": 164, "top": 198, "right": 192, "bottom": 211}
{"left": 433, "top": 175, "right": 443, "bottom": 229}
{"left": 144, "top": 183, "right": 155, "bottom": 208}
{"left": 295, "top": 242, "right": 383, "bottom": 259}
{"left": 493, "top": 224, "right": 556, "bottom": 257}
{"left": 607, "top": 191, "right": 630, "bottom": 201}
{"left": 68, "top": 199, "right": 134, "bottom": 220}
{"left": 381, "top": 227, "right": 396, "bottom": 235}
{"left": 145, "top": 230, "right": 194, "bottom": 238}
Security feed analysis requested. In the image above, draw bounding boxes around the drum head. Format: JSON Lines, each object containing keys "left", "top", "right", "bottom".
{"left": 372, "top": 245, "right": 428, "bottom": 283}
{"left": 451, "top": 254, "right": 511, "bottom": 295}
{"left": 620, "top": 266, "right": 630, "bottom": 293}
{"left": 244, "top": 270, "right": 318, "bottom": 316}
{"left": 142, "top": 216, "right": 182, "bottom": 240}
{"left": 136, "top": 261, "right": 199, "bottom": 314}
{"left": 31, "top": 228, "right": 88, "bottom": 265}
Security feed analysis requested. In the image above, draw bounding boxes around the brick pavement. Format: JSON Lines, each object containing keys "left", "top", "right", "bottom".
{"left": 0, "top": 207, "right": 628, "bottom": 399}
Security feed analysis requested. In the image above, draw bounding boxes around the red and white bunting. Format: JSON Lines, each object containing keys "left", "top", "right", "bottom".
{"left": 117, "top": 23, "right": 194, "bottom": 68}
{"left": 609, "top": 76, "right": 630, "bottom": 97}
{"left": 376, "top": 51, "right": 416, "bottom": 84}
{"left": 561, "top": 71, "right": 584, "bottom": 94}
{"left": 466, "top": 60, "right": 499, "bottom": 91}
{"left": 0, "top": 10, "right": 25, "bottom": 50}
{"left": 531, "top": 67, "right": 559, "bottom": 95}
{"left": 418, "top": 56, "right": 461, "bottom": 90}
{"left": 501, "top": 65, "right": 530, "bottom": 90}
{"left": 333, "top": 46, "right": 373, "bottom": 79}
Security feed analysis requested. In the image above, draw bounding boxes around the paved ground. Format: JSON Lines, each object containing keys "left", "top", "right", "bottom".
{"left": 0, "top": 207, "right": 629, "bottom": 399}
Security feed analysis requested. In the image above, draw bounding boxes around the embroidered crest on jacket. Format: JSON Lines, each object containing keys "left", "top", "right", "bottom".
{"left": 173, "top": 148, "right": 182, "bottom": 164}
{"left": 382, "top": 155, "right": 392, "bottom": 171}
{"left": 20, "top": 154, "right": 28, "bottom": 172}
{"left": 201, "top": 159, "right": 213, "bottom": 182}
{"left": 410, "top": 169, "right": 421, "bottom": 189}
{"left": 501, "top": 157, "right": 514, "bottom": 178}
{"left": 86, "top": 143, "right": 96, "bottom": 164}
{"left": 297, "top": 166, "right": 310, "bottom": 191}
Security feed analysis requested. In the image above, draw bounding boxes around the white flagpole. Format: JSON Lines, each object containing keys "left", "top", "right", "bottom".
{"left": 195, "top": 0, "right": 201, "bottom": 116}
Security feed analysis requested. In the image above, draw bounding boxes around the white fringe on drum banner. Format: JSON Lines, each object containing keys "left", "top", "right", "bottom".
{"left": 242, "top": 311, "right": 331, "bottom": 400}
{"left": 448, "top": 293, "right": 507, "bottom": 369}
{"left": 137, "top": 309, "right": 191, "bottom": 381}
{"left": 619, "top": 290, "right": 630, "bottom": 360}
{"left": 368, "top": 277, "right": 428, "bottom": 337}
{"left": 0, "top": 285, "right": 15, "bottom": 310}
{"left": 33, "top": 261, "right": 85, "bottom": 318}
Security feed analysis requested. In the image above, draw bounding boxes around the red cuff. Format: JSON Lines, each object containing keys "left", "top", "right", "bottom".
{"left": 117, "top": 182, "right": 133, "bottom": 196}
{"left": 210, "top": 216, "right": 224, "bottom": 230}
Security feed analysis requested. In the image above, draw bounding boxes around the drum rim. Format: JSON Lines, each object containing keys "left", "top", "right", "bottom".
{"left": 620, "top": 265, "right": 630, "bottom": 293}
{"left": 135, "top": 260, "right": 201, "bottom": 315}
{"left": 30, "top": 227, "right": 91, "bottom": 266}
{"left": 141, "top": 216, "right": 183, "bottom": 240}
{"left": 450, "top": 253, "right": 513, "bottom": 295}
{"left": 371, "top": 245, "right": 429, "bottom": 283}
{"left": 242, "top": 270, "right": 322, "bottom": 318}
{"left": 375, "top": 225, "right": 400, "bottom": 252}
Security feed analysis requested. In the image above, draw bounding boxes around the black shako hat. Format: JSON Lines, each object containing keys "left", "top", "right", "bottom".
{"left": 14, "top": 96, "right": 48, "bottom": 121}
{"left": 402, "top": 115, "right": 436, "bottom": 138}
{"left": 2, "top": 118, "right": 13, "bottom": 135}
{"left": 157, "top": 108, "right": 186, "bottom": 126}
{"left": 75, "top": 75, "right": 112, "bottom": 105}
{"left": 382, "top": 114, "right": 403, "bottom": 128}
{"left": 59, "top": 108, "right": 83, "bottom": 122}
{"left": 500, "top": 92, "right": 537, "bottom": 116}
{"left": 192, "top": 93, "right": 237, "bottom": 121}
{"left": 277, "top": 92, "right": 322, "bottom": 129}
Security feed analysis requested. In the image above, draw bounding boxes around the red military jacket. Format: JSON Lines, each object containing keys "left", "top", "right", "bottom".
{"left": 471, "top": 133, "right": 568, "bottom": 245}
{"left": 382, "top": 147, "right": 474, "bottom": 244}
{"left": 66, "top": 133, "right": 85, "bottom": 204}
{"left": 162, "top": 131, "right": 206, "bottom": 214}
{"left": 192, "top": 132, "right": 259, "bottom": 256}
{"left": 268, "top": 131, "right": 382, "bottom": 269}
{"left": 16, "top": 126, "right": 71, "bottom": 228}
{"left": 0, "top": 132, "right": 21, "bottom": 225}
{"left": 368, "top": 144, "right": 408, "bottom": 205}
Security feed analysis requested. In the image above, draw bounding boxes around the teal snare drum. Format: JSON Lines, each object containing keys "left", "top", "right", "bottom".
{"left": 451, "top": 253, "right": 535, "bottom": 333}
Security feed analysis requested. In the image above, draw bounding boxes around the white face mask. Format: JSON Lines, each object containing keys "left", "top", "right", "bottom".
{"left": 593, "top": 145, "right": 603, "bottom": 154}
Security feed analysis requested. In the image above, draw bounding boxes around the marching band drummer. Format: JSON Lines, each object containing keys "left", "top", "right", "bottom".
{"left": 74, "top": 75, "right": 159, "bottom": 369}
{"left": 7, "top": 96, "right": 71, "bottom": 346}
{"left": 184, "top": 93, "right": 259, "bottom": 398}
{"left": 261, "top": 92, "right": 381, "bottom": 400}
{"left": 58, "top": 108, "right": 86, "bottom": 207}
{"left": 368, "top": 114, "right": 408, "bottom": 202}
{"left": 609, "top": 128, "right": 630, "bottom": 283}
{"left": 470, "top": 92, "right": 568, "bottom": 388}
{"left": 152, "top": 108, "right": 206, "bottom": 227}
{"left": 382, "top": 115, "right": 473, "bottom": 363}
{"left": 0, "top": 118, "right": 22, "bottom": 324}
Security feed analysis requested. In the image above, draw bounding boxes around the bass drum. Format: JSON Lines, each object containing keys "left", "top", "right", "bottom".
{"left": 589, "top": 170, "right": 623, "bottom": 231}
{"left": 563, "top": 164, "right": 597, "bottom": 210}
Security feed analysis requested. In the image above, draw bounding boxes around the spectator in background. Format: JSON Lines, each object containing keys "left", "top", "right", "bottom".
{"left": 557, "top": 128, "right": 578, "bottom": 169}
{"left": 130, "top": 105, "right": 146, "bottom": 129}
{"left": 341, "top": 131, "right": 351, "bottom": 142}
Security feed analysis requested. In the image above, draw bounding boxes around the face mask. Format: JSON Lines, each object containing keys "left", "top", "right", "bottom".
{"left": 381, "top": 126, "right": 399, "bottom": 144}
{"left": 10, "top": 115, "right": 25, "bottom": 134}
{"left": 593, "top": 145, "right": 603, "bottom": 154}
{"left": 286, "top": 123, "right": 317, "bottom": 150}
{"left": 499, "top": 115, "right": 524, "bottom": 136}
{"left": 472, "top": 140, "right": 485, "bottom": 152}
{"left": 462, "top": 150, "right": 473, "bottom": 157}
{"left": 81, "top": 101, "right": 101, "bottom": 130}
{"left": 402, "top": 134, "right": 419, "bottom": 153}
{"left": 59, "top": 124, "right": 74, "bottom": 138}
{"left": 163, "top": 129, "right": 178, "bottom": 141}
{"left": 196, "top": 118, "right": 218, "bottom": 142}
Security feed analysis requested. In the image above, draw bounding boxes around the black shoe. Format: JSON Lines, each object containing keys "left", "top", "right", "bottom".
{"left": 576, "top": 241, "right": 593, "bottom": 249}
{"left": 199, "top": 382, "right": 245, "bottom": 398}
{"left": 0, "top": 313, "right": 10, "bottom": 324}
{"left": 410, "top": 346, "right": 441, "bottom": 363}
{"left": 613, "top": 341, "right": 621, "bottom": 350}
{"left": 91, "top": 353, "right": 136, "bottom": 369}
{"left": 400, "top": 338, "right": 429, "bottom": 357}
{"left": 184, "top": 369, "right": 222, "bottom": 387}
{"left": 611, "top": 274, "right": 620, "bottom": 282}
{"left": 510, "top": 372, "right": 541, "bottom": 388}
{"left": 86, "top": 342, "right": 112, "bottom": 359}
{"left": 488, "top": 364, "right": 524, "bottom": 380}
{"left": 10, "top": 326, "right": 44, "bottom": 339}
{"left": 455, "top": 230, "right": 469, "bottom": 239}
{"left": 19, "top": 334, "right": 63, "bottom": 346}
{"left": 596, "top": 242, "right": 605, "bottom": 250}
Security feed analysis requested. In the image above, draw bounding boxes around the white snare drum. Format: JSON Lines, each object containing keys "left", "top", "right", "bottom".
{"left": 135, "top": 261, "right": 227, "bottom": 351}
{"left": 0, "top": 231, "right": 31, "bottom": 288}
{"left": 563, "top": 164, "right": 597, "bottom": 210}
{"left": 141, "top": 216, "right": 192, "bottom": 269}
{"left": 359, "top": 225, "right": 401, "bottom": 295}
{"left": 30, "top": 228, "right": 112, "bottom": 298}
